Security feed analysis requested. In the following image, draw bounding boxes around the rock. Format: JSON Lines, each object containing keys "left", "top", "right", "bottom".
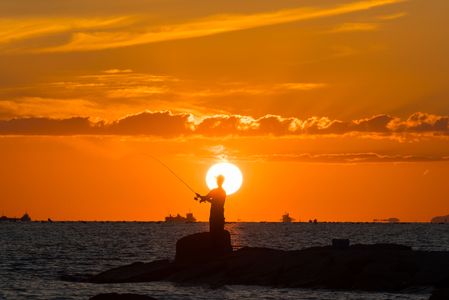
{"left": 175, "top": 231, "right": 232, "bottom": 263}
{"left": 429, "top": 276, "right": 449, "bottom": 300}
{"left": 332, "top": 239, "right": 350, "bottom": 249}
{"left": 89, "top": 293, "right": 156, "bottom": 300}
{"left": 90, "top": 242, "right": 449, "bottom": 293}
{"left": 90, "top": 260, "right": 173, "bottom": 283}
{"left": 429, "top": 288, "right": 449, "bottom": 300}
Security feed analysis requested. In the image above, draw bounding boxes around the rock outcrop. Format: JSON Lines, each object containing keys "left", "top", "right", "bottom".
{"left": 90, "top": 242, "right": 449, "bottom": 292}
{"left": 175, "top": 230, "right": 232, "bottom": 263}
{"left": 429, "top": 276, "right": 449, "bottom": 300}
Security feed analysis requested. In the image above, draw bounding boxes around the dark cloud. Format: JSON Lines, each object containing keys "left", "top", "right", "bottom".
{"left": 390, "top": 112, "right": 449, "bottom": 133}
{"left": 108, "top": 111, "right": 192, "bottom": 136}
{"left": 195, "top": 115, "right": 248, "bottom": 136}
{"left": 352, "top": 114, "right": 394, "bottom": 132}
{"left": 254, "top": 115, "right": 297, "bottom": 136}
{"left": 0, "top": 111, "right": 448, "bottom": 137}
{"left": 0, "top": 117, "right": 93, "bottom": 135}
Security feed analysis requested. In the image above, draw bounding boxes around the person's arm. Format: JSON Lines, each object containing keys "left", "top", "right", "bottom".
{"left": 195, "top": 192, "right": 212, "bottom": 203}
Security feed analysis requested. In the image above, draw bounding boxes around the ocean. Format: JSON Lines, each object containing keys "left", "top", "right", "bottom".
{"left": 1, "top": 222, "right": 448, "bottom": 300}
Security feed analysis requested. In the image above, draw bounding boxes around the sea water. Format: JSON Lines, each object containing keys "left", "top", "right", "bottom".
{"left": 1, "top": 222, "right": 448, "bottom": 300}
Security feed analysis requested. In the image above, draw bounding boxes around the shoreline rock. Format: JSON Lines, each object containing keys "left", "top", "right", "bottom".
{"left": 175, "top": 230, "right": 232, "bottom": 263}
{"left": 90, "top": 241, "right": 449, "bottom": 293}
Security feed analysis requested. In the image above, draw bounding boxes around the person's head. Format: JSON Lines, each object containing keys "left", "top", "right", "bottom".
{"left": 216, "top": 174, "right": 225, "bottom": 187}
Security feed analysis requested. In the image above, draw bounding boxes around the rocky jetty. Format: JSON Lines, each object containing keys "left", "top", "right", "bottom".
{"left": 90, "top": 233, "right": 449, "bottom": 293}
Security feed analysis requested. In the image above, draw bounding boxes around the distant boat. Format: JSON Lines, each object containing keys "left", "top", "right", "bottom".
{"left": 0, "top": 213, "right": 31, "bottom": 222}
{"left": 165, "top": 213, "right": 196, "bottom": 223}
{"left": 282, "top": 213, "right": 294, "bottom": 223}
{"left": 0, "top": 215, "right": 16, "bottom": 222}
{"left": 431, "top": 214, "right": 449, "bottom": 224}
{"left": 21, "top": 213, "right": 31, "bottom": 222}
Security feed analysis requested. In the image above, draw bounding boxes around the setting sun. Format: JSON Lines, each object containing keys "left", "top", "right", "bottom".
{"left": 206, "top": 162, "right": 243, "bottom": 195}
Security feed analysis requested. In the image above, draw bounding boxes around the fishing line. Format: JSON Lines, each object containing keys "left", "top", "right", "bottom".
{"left": 147, "top": 154, "right": 197, "bottom": 195}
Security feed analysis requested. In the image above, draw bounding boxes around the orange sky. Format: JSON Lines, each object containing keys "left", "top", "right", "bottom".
{"left": 0, "top": 0, "right": 448, "bottom": 221}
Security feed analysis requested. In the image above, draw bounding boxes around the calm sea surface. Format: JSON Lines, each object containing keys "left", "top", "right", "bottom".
{"left": 1, "top": 222, "right": 448, "bottom": 300}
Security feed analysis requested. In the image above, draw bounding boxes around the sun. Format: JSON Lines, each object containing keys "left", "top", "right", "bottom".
{"left": 206, "top": 162, "right": 243, "bottom": 195}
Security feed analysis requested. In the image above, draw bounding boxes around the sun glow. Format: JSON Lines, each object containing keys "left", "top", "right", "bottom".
{"left": 206, "top": 162, "right": 243, "bottom": 195}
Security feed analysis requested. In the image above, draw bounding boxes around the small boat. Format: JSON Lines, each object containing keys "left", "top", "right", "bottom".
{"left": 165, "top": 213, "right": 197, "bottom": 223}
{"left": 282, "top": 213, "right": 294, "bottom": 223}
{"left": 20, "top": 213, "right": 31, "bottom": 222}
{"left": 1, "top": 212, "right": 32, "bottom": 222}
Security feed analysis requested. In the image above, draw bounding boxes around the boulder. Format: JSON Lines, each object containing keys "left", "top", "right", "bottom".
{"left": 429, "top": 288, "right": 449, "bottom": 300}
{"left": 175, "top": 231, "right": 232, "bottom": 263}
{"left": 429, "top": 276, "right": 449, "bottom": 300}
{"left": 89, "top": 293, "right": 156, "bottom": 300}
{"left": 332, "top": 239, "right": 350, "bottom": 249}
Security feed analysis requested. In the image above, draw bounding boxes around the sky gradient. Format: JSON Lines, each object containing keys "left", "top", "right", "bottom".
{"left": 1, "top": 0, "right": 448, "bottom": 222}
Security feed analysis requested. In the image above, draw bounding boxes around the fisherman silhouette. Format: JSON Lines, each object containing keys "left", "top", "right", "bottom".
{"left": 195, "top": 174, "right": 226, "bottom": 237}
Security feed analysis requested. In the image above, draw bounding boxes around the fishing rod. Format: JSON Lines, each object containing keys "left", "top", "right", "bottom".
{"left": 148, "top": 154, "right": 198, "bottom": 196}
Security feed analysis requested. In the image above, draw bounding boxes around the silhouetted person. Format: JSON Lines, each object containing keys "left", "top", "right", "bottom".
{"left": 195, "top": 175, "right": 226, "bottom": 237}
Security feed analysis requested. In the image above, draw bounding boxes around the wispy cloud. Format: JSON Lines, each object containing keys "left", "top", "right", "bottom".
{"left": 0, "top": 0, "right": 405, "bottom": 53}
{"left": 0, "top": 69, "right": 325, "bottom": 114}
{"left": 0, "top": 97, "right": 98, "bottom": 119}
{"left": 49, "top": 70, "right": 178, "bottom": 99}
{"left": 0, "top": 16, "right": 133, "bottom": 51}
{"left": 329, "top": 22, "right": 379, "bottom": 33}
{"left": 246, "top": 153, "right": 449, "bottom": 163}
{"left": 377, "top": 12, "right": 407, "bottom": 20}
{"left": 276, "top": 83, "right": 327, "bottom": 91}
{"left": 103, "top": 69, "right": 133, "bottom": 74}
{"left": 52, "top": 70, "right": 318, "bottom": 98}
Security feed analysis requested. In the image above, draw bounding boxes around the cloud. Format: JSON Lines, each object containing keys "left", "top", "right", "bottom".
{"left": 352, "top": 114, "right": 395, "bottom": 132}
{"left": 103, "top": 69, "right": 133, "bottom": 74}
{"left": 0, "top": 0, "right": 405, "bottom": 53}
{"left": 389, "top": 112, "right": 449, "bottom": 133}
{"left": 329, "top": 22, "right": 379, "bottom": 33}
{"left": 108, "top": 111, "right": 193, "bottom": 136}
{"left": 51, "top": 71, "right": 322, "bottom": 96}
{"left": 0, "top": 16, "right": 134, "bottom": 52}
{"left": 0, "top": 97, "right": 100, "bottom": 119}
{"left": 0, "top": 116, "right": 93, "bottom": 135}
{"left": 105, "top": 86, "right": 169, "bottom": 98}
{"left": 247, "top": 153, "right": 449, "bottom": 163}
{"left": 275, "top": 83, "right": 327, "bottom": 91}
{"left": 377, "top": 12, "right": 407, "bottom": 20}
{"left": 0, "top": 110, "right": 447, "bottom": 137}
{"left": 195, "top": 114, "right": 253, "bottom": 136}
{"left": 48, "top": 71, "right": 178, "bottom": 100}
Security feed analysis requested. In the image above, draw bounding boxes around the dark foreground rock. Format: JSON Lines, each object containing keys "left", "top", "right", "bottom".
{"left": 89, "top": 293, "right": 156, "bottom": 300}
{"left": 175, "top": 230, "right": 232, "bottom": 263}
{"left": 90, "top": 242, "right": 449, "bottom": 292}
{"left": 429, "top": 276, "right": 449, "bottom": 300}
